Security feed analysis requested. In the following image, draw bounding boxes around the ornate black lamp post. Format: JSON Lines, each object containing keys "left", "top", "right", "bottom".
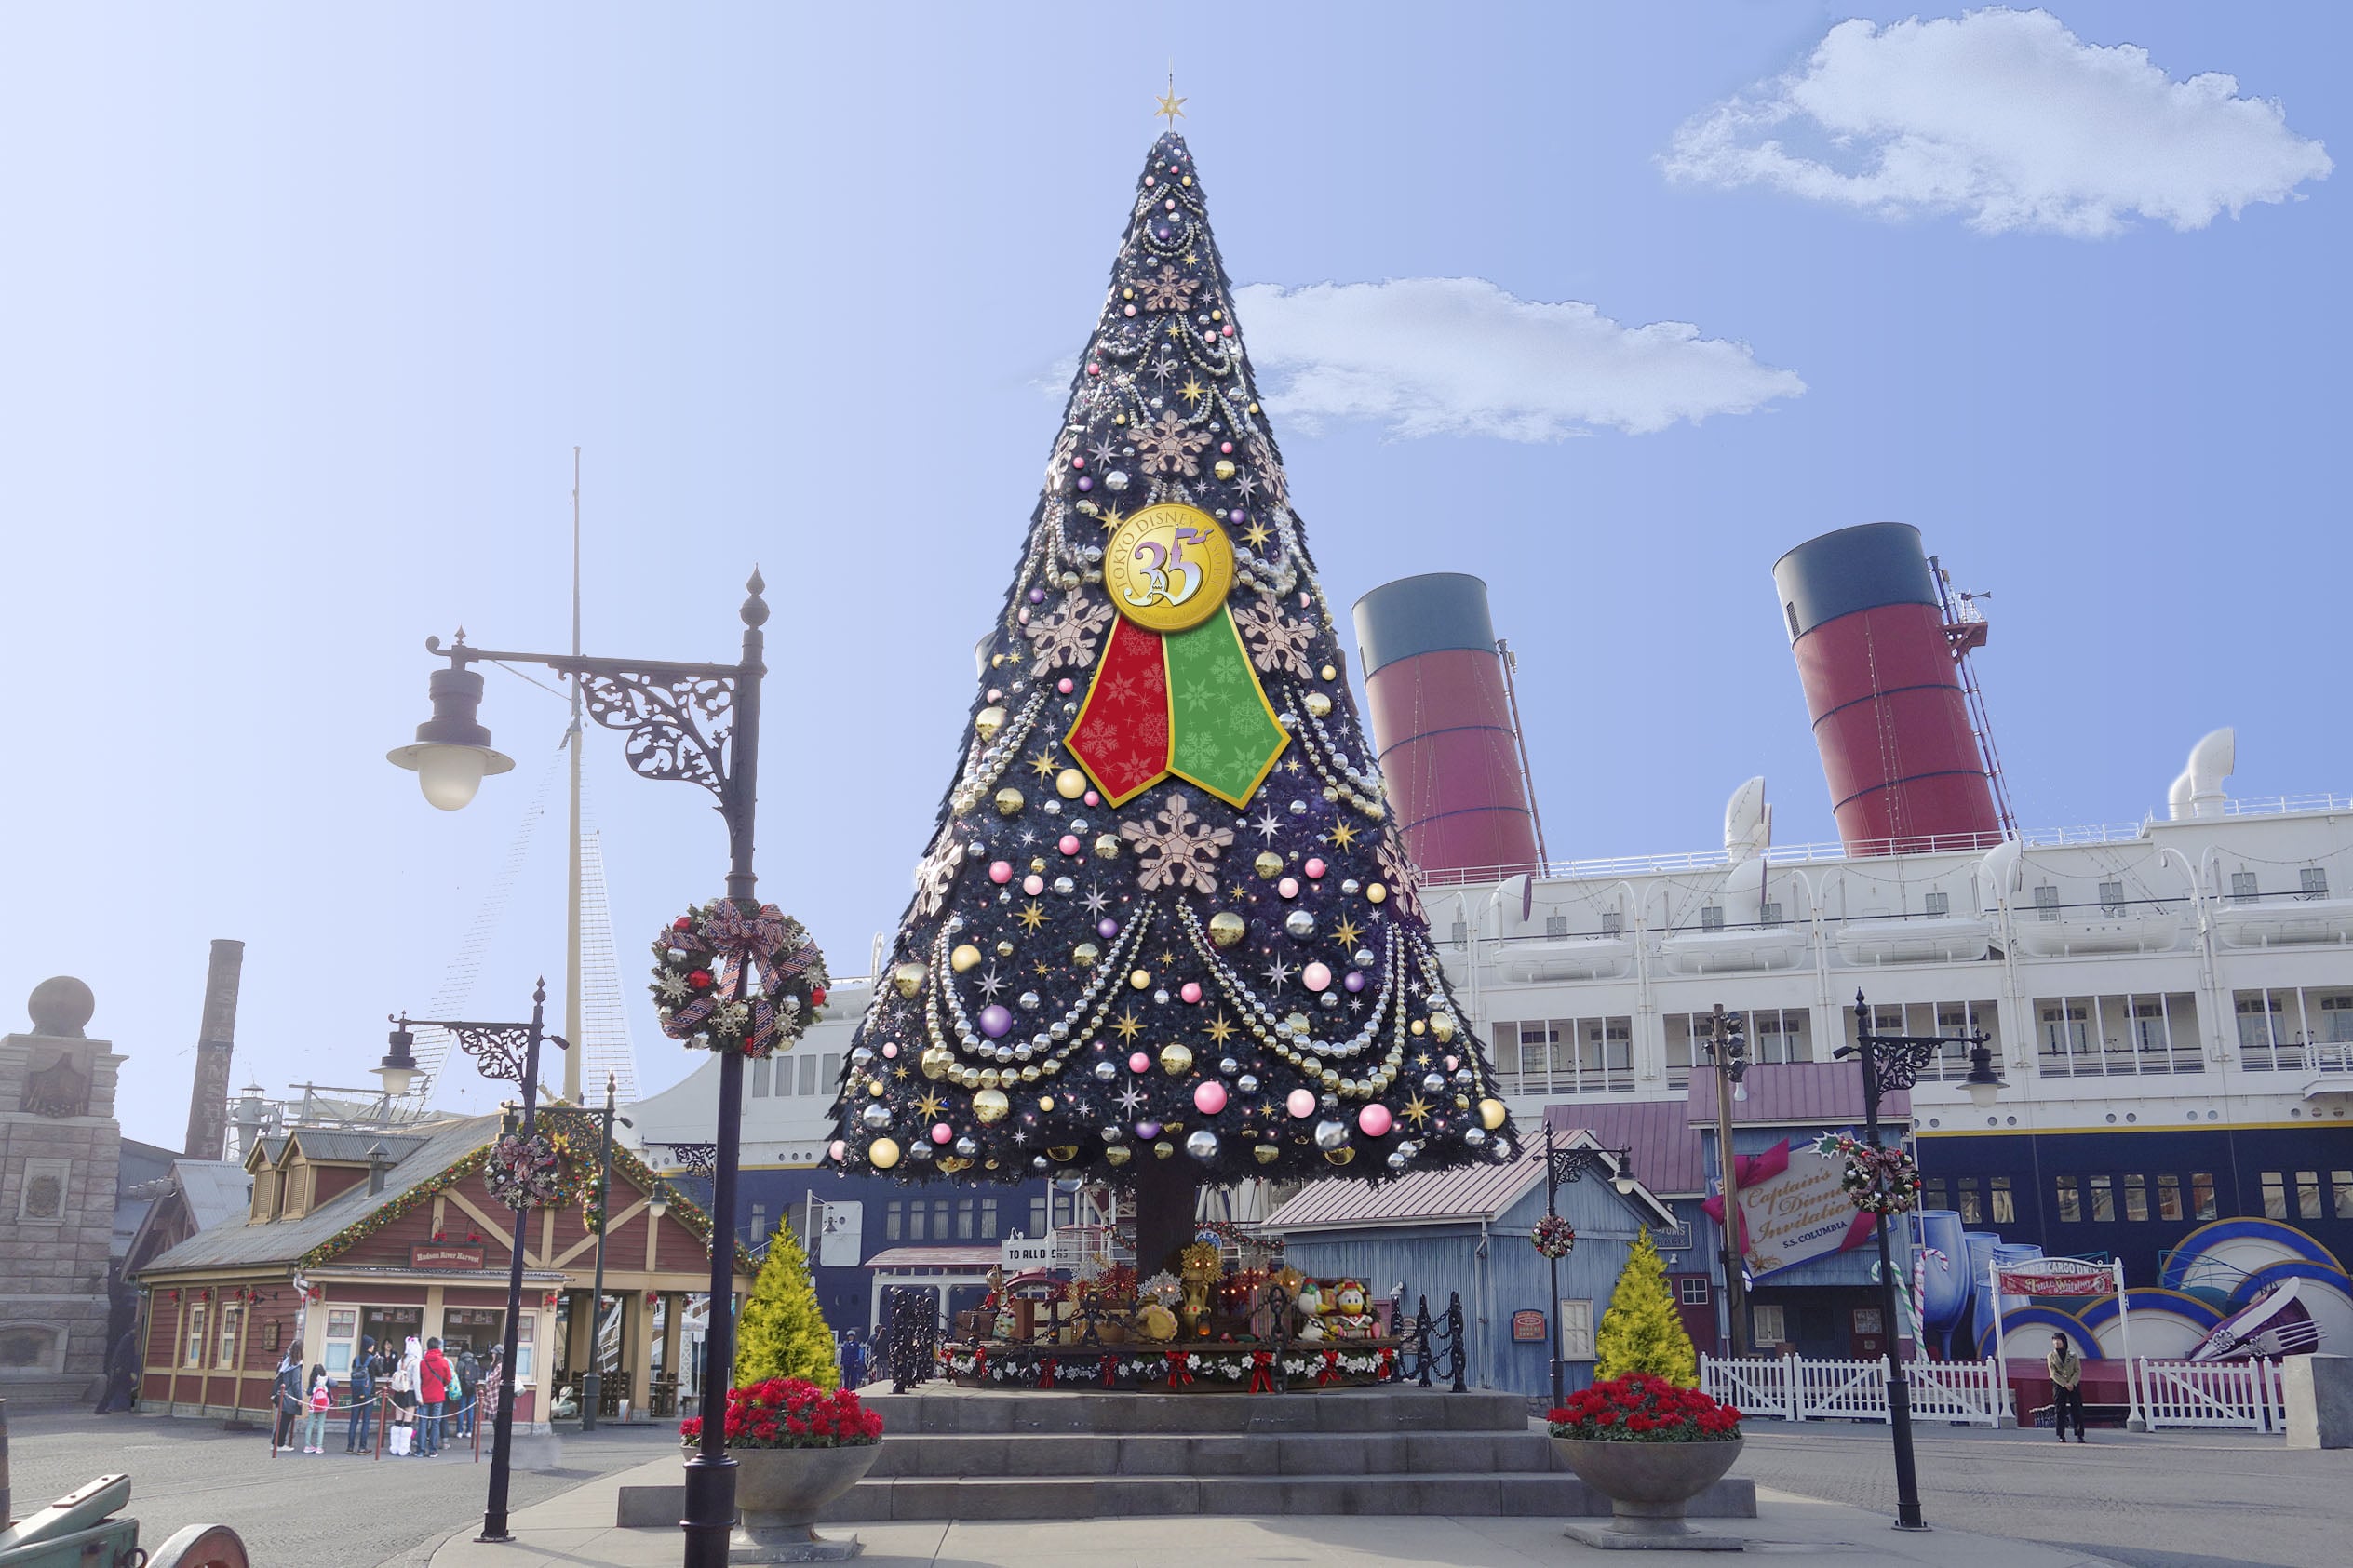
{"left": 1837, "top": 988, "right": 2005, "bottom": 1533}
{"left": 381, "top": 985, "right": 566, "bottom": 1544}
{"left": 1540, "top": 1126, "right": 1635, "bottom": 1409}
{"left": 391, "top": 572, "right": 769, "bottom": 1568}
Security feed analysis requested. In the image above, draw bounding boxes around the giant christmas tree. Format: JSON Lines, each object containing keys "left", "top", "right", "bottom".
{"left": 828, "top": 127, "right": 1520, "bottom": 1271}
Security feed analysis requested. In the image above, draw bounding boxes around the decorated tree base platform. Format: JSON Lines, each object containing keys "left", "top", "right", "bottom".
{"left": 940, "top": 1339, "right": 1401, "bottom": 1393}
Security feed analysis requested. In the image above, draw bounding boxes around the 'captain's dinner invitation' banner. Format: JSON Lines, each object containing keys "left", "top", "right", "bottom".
{"left": 1701, "top": 1137, "right": 1877, "bottom": 1278}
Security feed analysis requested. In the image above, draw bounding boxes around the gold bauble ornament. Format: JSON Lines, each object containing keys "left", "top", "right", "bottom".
{"left": 973, "top": 1088, "right": 1012, "bottom": 1124}
{"left": 995, "top": 786, "right": 1025, "bottom": 817}
{"left": 891, "top": 960, "right": 928, "bottom": 998}
{"left": 1320, "top": 663, "right": 1338, "bottom": 681}
{"left": 866, "top": 1080, "right": 886, "bottom": 1097}
{"left": 1072, "top": 943, "right": 1100, "bottom": 968}
{"left": 1213, "top": 459, "right": 1236, "bottom": 481}
{"left": 868, "top": 1137, "right": 902, "bottom": 1171}
{"left": 1254, "top": 851, "right": 1284, "bottom": 879}
{"left": 1019, "top": 1065, "right": 1040, "bottom": 1082}
{"left": 1029, "top": 856, "right": 1047, "bottom": 874}
{"left": 1366, "top": 882, "right": 1389, "bottom": 904}
{"left": 1037, "top": 1095, "right": 1055, "bottom": 1112}
{"left": 975, "top": 705, "right": 1007, "bottom": 742}
{"left": 921, "top": 1047, "right": 954, "bottom": 1080}
{"left": 1324, "top": 1147, "right": 1357, "bottom": 1167}
{"left": 1208, "top": 911, "right": 1246, "bottom": 947}
{"left": 951, "top": 944, "right": 983, "bottom": 972}
{"left": 1048, "top": 1145, "right": 1078, "bottom": 1161}
{"left": 1094, "top": 834, "right": 1120, "bottom": 859}
{"left": 1479, "top": 1097, "right": 1509, "bottom": 1131}
{"left": 1160, "top": 1043, "right": 1194, "bottom": 1077}
{"left": 978, "top": 1068, "right": 1001, "bottom": 1090}
{"left": 1129, "top": 968, "right": 1151, "bottom": 990}
{"left": 1430, "top": 1012, "right": 1458, "bottom": 1043}
{"left": 996, "top": 939, "right": 1015, "bottom": 958}
{"left": 1154, "top": 1139, "right": 1175, "bottom": 1159}
{"left": 1106, "top": 1145, "right": 1133, "bottom": 1167}
{"left": 1055, "top": 767, "right": 1088, "bottom": 800}
{"left": 1253, "top": 1144, "right": 1280, "bottom": 1165}
{"left": 1304, "top": 691, "right": 1332, "bottom": 718}
{"left": 1410, "top": 1020, "right": 1426, "bottom": 1037}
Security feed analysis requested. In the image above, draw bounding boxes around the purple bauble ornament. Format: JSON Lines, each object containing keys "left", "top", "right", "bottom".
{"left": 1135, "top": 1121, "right": 1163, "bottom": 1142}
{"left": 1344, "top": 970, "right": 1367, "bottom": 994}
{"left": 1098, "top": 918, "right": 1119, "bottom": 940}
{"left": 978, "top": 1004, "right": 1014, "bottom": 1039}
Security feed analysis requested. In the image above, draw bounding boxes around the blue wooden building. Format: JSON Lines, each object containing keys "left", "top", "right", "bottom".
{"left": 1263, "top": 1135, "right": 1679, "bottom": 1403}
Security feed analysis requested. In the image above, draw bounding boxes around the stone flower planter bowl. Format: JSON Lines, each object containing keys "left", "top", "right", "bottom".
{"left": 712, "top": 1441, "right": 881, "bottom": 1562}
{"left": 1552, "top": 1435, "right": 1744, "bottom": 1537}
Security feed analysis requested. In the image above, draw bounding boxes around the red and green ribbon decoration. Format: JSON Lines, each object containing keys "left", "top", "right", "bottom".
{"left": 1249, "top": 1348, "right": 1274, "bottom": 1393}
{"left": 1067, "top": 610, "right": 1287, "bottom": 809}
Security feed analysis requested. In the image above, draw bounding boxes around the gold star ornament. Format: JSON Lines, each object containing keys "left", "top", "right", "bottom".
{"left": 1155, "top": 77, "right": 1187, "bottom": 129}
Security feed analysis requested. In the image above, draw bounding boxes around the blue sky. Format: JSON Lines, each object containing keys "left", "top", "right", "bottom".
{"left": 1, "top": 3, "right": 2342, "bottom": 1148}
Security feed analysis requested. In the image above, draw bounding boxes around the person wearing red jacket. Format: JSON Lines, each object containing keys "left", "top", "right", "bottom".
{"left": 418, "top": 1337, "right": 456, "bottom": 1457}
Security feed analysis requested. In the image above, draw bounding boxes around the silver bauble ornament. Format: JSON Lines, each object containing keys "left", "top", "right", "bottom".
{"left": 1313, "top": 1119, "right": 1351, "bottom": 1152}
{"left": 1185, "top": 1130, "right": 1221, "bottom": 1162}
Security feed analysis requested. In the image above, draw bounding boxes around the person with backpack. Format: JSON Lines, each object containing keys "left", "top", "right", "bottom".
{"left": 271, "top": 1342, "right": 306, "bottom": 1453}
{"left": 418, "top": 1336, "right": 456, "bottom": 1457}
{"left": 344, "top": 1335, "right": 382, "bottom": 1454}
{"left": 454, "top": 1347, "right": 482, "bottom": 1439}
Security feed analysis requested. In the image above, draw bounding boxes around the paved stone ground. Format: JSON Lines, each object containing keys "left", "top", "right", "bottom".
{"left": 5, "top": 1408, "right": 681, "bottom": 1568}
{"left": 1732, "top": 1422, "right": 2347, "bottom": 1568}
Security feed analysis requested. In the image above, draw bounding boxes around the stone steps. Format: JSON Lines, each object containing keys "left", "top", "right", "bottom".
{"left": 613, "top": 1388, "right": 1759, "bottom": 1524}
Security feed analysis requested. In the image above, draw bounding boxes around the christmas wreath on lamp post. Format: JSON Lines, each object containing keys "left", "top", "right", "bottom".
{"left": 1531, "top": 1214, "right": 1577, "bottom": 1259}
{"left": 486, "top": 1129, "right": 571, "bottom": 1210}
{"left": 651, "top": 901, "right": 828, "bottom": 1057}
{"left": 1819, "top": 1132, "right": 1924, "bottom": 1216}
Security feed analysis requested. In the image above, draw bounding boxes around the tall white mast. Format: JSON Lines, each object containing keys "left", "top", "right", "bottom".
{"left": 564, "top": 446, "right": 585, "bottom": 1101}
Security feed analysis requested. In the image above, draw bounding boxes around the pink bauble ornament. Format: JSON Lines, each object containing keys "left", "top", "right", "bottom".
{"left": 988, "top": 861, "right": 1013, "bottom": 885}
{"left": 1059, "top": 835, "right": 1082, "bottom": 855}
{"left": 1302, "top": 962, "right": 1332, "bottom": 993}
{"left": 1445, "top": 1056, "right": 1460, "bottom": 1072}
{"left": 1084, "top": 791, "right": 1100, "bottom": 807}
{"left": 881, "top": 1042, "right": 898, "bottom": 1058}
{"left": 1058, "top": 677, "right": 1074, "bottom": 694}
{"left": 1130, "top": 1052, "right": 1151, "bottom": 1074}
{"left": 1023, "top": 874, "right": 1045, "bottom": 895}
{"left": 1358, "top": 1104, "right": 1392, "bottom": 1137}
{"left": 931, "top": 1123, "right": 953, "bottom": 1145}
{"left": 1278, "top": 877, "right": 1299, "bottom": 899}
{"left": 1194, "top": 1080, "right": 1228, "bottom": 1115}
{"left": 1286, "top": 1088, "right": 1317, "bottom": 1119}
{"left": 1180, "top": 982, "right": 1203, "bottom": 1004}
{"left": 827, "top": 1139, "right": 845, "bottom": 1162}
{"left": 1305, "top": 858, "right": 1326, "bottom": 879}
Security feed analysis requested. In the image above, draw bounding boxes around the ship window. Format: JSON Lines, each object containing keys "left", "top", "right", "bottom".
{"left": 1600, "top": 911, "right": 1624, "bottom": 937}
{"left": 2333, "top": 1173, "right": 2353, "bottom": 1220}
{"left": 2191, "top": 1173, "right": 2219, "bottom": 1221}
{"left": 748, "top": 1203, "right": 768, "bottom": 1243}
{"left": 2302, "top": 868, "right": 2330, "bottom": 899}
{"left": 1924, "top": 891, "right": 1950, "bottom": 918}
{"left": 884, "top": 1202, "right": 902, "bottom": 1241}
{"left": 957, "top": 1199, "right": 975, "bottom": 1240}
{"left": 1700, "top": 905, "right": 1725, "bottom": 932}
{"left": 2123, "top": 1174, "right": 2149, "bottom": 1223}
{"left": 2089, "top": 1175, "right": 2116, "bottom": 1223}
{"left": 2157, "top": 1174, "right": 2185, "bottom": 1222}
{"left": 2260, "top": 1173, "right": 2288, "bottom": 1221}
{"left": 2098, "top": 880, "right": 2126, "bottom": 915}
{"left": 2230, "top": 871, "right": 2259, "bottom": 904}
{"left": 1956, "top": 1178, "right": 1983, "bottom": 1226}
{"left": 1545, "top": 915, "right": 1569, "bottom": 938}
{"left": 751, "top": 1057, "right": 772, "bottom": 1097}
{"left": 1990, "top": 1175, "right": 2015, "bottom": 1225}
{"left": 2053, "top": 1176, "right": 2081, "bottom": 1224}
{"left": 1785, "top": 602, "right": 1800, "bottom": 640}
{"left": 799, "top": 1055, "right": 818, "bottom": 1095}
{"left": 1760, "top": 901, "right": 1783, "bottom": 926}
{"left": 1449, "top": 919, "right": 1468, "bottom": 945}
{"left": 2034, "top": 885, "right": 2060, "bottom": 921}
{"left": 981, "top": 1199, "right": 999, "bottom": 1240}
{"left": 1922, "top": 1177, "right": 1949, "bottom": 1212}
{"left": 2297, "top": 1172, "right": 2324, "bottom": 1221}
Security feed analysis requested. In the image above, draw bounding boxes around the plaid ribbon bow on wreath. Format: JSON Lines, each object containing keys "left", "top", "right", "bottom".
{"left": 652, "top": 900, "right": 828, "bottom": 1057}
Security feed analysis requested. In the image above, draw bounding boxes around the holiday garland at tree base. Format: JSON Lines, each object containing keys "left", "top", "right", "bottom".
{"left": 827, "top": 127, "right": 1521, "bottom": 1287}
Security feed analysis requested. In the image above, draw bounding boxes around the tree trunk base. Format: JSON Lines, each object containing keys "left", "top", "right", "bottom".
{"left": 1127, "top": 1160, "right": 1200, "bottom": 1280}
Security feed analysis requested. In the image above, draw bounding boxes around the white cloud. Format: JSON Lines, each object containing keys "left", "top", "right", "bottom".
{"left": 1230, "top": 277, "right": 1804, "bottom": 440}
{"left": 1664, "top": 7, "right": 2332, "bottom": 238}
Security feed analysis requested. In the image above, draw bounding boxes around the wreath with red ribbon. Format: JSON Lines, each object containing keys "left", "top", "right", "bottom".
{"left": 651, "top": 900, "right": 829, "bottom": 1058}
{"left": 485, "top": 1130, "right": 574, "bottom": 1210}
{"left": 1819, "top": 1132, "right": 1924, "bottom": 1216}
{"left": 1531, "top": 1213, "right": 1577, "bottom": 1260}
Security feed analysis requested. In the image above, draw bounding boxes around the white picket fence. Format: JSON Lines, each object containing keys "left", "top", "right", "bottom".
{"left": 1699, "top": 1354, "right": 2008, "bottom": 1427}
{"left": 2132, "top": 1358, "right": 2285, "bottom": 1432}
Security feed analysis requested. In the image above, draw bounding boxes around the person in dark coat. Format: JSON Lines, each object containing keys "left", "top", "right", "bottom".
{"left": 345, "top": 1335, "right": 382, "bottom": 1454}
{"left": 454, "top": 1347, "right": 482, "bottom": 1439}
{"left": 271, "top": 1342, "right": 306, "bottom": 1452}
{"left": 2048, "top": 1333, "right": 2088, "bottom": 1442}
{"left": 91, "top": 1330, "right": 139, "bottom": 1414}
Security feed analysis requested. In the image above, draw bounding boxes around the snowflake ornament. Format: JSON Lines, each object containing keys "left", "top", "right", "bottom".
{"left": 1119, "top": 791, "right": 1236, "bottom": 895}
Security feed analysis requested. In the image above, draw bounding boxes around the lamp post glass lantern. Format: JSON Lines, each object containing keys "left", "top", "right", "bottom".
{"left": 1838, "top": 988, "right": 1999, "bottom": 1534}
{"left": 389, "top": 986, "right": 568, "bottom": 1545}
{"left": 1541, "top": 1127, "right": 1634, "bottom": 1410}
{"left": 392, "top": 572, "right": 769, "bottom": 1568}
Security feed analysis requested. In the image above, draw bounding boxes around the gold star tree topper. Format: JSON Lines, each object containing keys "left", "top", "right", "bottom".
{"left": 1155, "top": 75, "right": 1187, "bottom": 129}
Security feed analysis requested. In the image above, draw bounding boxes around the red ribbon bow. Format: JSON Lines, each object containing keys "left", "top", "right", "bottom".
{"left": 1318, "top": 1349, "right": 1340, "bottom": 1387}
{"left": 1248, "top": 1349, "right": 1274, "bottom": 1394}
{"left": 1038, "top": 1356, "right": 1058, "bottom": 1390}
{"left": 1166, "top": 1352, "right": 1195, "bottom": 1390}
{"left": 973, "top": 1347, "right": 988, "bottom": 1379}
{"left": 1102, "top": 1356, "right": 1117, "bottom": 1387}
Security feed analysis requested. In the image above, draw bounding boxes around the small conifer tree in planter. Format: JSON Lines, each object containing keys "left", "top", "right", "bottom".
{"left": 679, "top": 1226, "right": 879, "bottom": 1561}
{"left": 1594, "top": 1229, "right": 1698, "bottom": 1386}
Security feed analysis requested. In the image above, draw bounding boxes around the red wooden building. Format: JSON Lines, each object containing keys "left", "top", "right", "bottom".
{"left": 134, "top": 1111, "right": 750, "bottom": 1428}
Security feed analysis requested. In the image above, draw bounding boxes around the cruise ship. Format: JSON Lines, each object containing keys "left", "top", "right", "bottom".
{"left": 1359, "top": 523, "right": 2353, "bottom": 1368}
